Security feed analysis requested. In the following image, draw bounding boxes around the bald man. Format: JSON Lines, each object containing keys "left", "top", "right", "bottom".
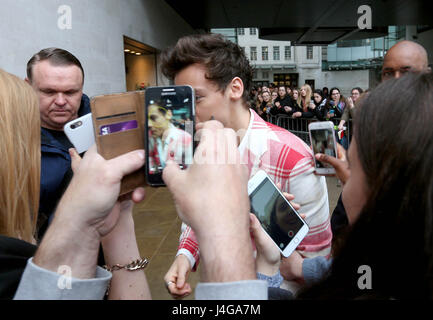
{"left": 382, "top": 40, "right": 430, "bottom": 80}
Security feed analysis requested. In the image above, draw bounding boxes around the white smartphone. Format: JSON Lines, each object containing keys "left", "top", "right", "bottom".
{"left": 248, "top": 170, "right": 309, "bottom": 258}
{"left": 64, "top": 113, "right": 95, "bottom": 154}
{"left": 309, "top": 121, "right": 338, "bottom": 175}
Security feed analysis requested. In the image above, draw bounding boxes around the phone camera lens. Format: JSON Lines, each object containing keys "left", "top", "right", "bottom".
{"left": 71, "top": 121, "right": 83, "bottom": 129}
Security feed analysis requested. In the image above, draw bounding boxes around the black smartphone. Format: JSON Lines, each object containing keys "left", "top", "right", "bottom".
{"left": 144, "top": 86, "right": 195, "bottom": 186}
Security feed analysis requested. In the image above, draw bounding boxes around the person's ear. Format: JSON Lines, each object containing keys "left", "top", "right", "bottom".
{"left": 228, "top": 77, "right": 244, "bottom": 101}
{"left": 25, "top": 77, "right": 31, "bottom": 85}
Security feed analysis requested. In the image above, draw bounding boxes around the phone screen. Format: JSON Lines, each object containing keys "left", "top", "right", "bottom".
{"left": 310, "top": 128, "right": 336, "bottom": 168}
{"left": 145, "top": 87, "right": 194, "bottom": 182}
{"left": 249, "top": 178, "right": 305, "bottom": 250}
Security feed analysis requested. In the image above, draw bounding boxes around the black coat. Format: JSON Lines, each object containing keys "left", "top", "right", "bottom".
{"left": 0, "top": 236, "right": 36, "bottom": 299}
{"left": 271, "top": 95, "right": 294, "bottom": 116}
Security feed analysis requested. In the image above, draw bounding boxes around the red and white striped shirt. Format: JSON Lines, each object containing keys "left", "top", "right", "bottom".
{"left": 177, "top": 109, "right": 332, "bottom": 270}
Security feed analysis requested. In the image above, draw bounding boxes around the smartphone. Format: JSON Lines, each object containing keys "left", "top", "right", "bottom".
{"left": 64, "top": 113, "right": 95, "bottom": 154}
{"left": 309, "top": 121, "right": 338, "bottom": 175}
{"left": 248, "top": 170, "right": 309, "bottom": 258}
{"left": 144, "top": 86, "right": 195, "bottom": 186}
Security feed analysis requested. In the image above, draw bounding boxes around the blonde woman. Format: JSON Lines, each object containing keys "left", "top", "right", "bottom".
{"left": 292, "top": 84, "right": 315, "bottom": 119}
{"left": 0, "top": 69, "right": 150, "bottom": 300}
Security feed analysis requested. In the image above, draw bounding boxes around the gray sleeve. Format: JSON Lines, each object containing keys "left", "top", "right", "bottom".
{"left": 256, "top": 271, "right": 283, "bottom": 288}
{"left": 302, "top": 256, "right": 333, "bottom": 286}
{"left": 14, "top": 258, "right": 112, "bottom": 300}
{"left": 195, "top": 280, "right": 268, "bottom": 300}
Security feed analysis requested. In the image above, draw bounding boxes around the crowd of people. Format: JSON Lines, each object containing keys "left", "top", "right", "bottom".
{"left": 249, "top": 83, "right": 365, "bottom": 149}
{"left": 0, "top": 31, "right": 432, "bottom": 302}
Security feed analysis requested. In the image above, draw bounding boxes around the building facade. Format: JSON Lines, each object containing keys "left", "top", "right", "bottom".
{"left": 0, "top": 0, "right": 195, "bottom": 97}
{"left": 221, "top": 26, "right": 433, "bottom": 96}
{"left": 236, "top": 28, "right": 322, "bottom": 91}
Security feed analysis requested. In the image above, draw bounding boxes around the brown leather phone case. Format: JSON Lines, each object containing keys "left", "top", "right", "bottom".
{"left": 90, "top": 91, "right": 146, "bottom": 195}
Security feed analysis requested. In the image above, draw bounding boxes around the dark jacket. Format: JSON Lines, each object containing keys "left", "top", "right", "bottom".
{"left": 38, "top": 94, "right": 91, "bottom": 240}
{"left": 292, "top": 100, "right": 315, "bottom": 119}
{"left": 0, "top": 236, "right": 36, "bottom": 299}
{"left": 313, "top": 98, "right": 328, "bottom": 121}
{"left": 324, "top": 100, "right": 345, "bottom": 119}
{"left": 270, "top": 95, "right": 293, "bottom": 116}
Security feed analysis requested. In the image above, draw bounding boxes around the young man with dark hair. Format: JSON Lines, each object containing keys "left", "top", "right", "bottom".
{"left": 270, "top": 85, "right": 294, "bottom": 116}
{"left": 25, "top": 48, "right": 91, "bottom": 240}
{"left": 161, "top": 33, "right": 332, "bottom": 298}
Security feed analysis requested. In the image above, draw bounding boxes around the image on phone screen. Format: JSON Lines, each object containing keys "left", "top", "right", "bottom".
{"left": 311, "top": 129, "right": 336, "bottom": 168}
{"left": 146, "top": 90, "right": 194, "bottom": 176}
{"left": 249, "top": 178, "right": 305, "bottom": 251}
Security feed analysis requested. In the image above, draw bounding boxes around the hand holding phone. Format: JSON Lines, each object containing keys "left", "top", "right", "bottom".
{"left": 309, "top": 121, "right": 338, "bottom": 175}
{"left": 64, "top": 113, "right": 96, "bottom": 154}
{"left": 314, "top": 144, "right": 350, "bottom": 184}
{"left": 248, "top": 170, "right": 309, "bottom": 258}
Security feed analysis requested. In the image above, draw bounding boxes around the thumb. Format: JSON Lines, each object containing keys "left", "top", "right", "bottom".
{"left": 69, "top": 148, "right": 82, "bottom": 173}
{"left": 249, "top": 214, "right": 266, "bottom": 244}
{"left": 315, "top": 153, "right": 341, "bottom": 169}
{"left": 176, "top": 263, "right": 189, "bottom": 289}
{"left": 163, "top": 160, "right": 185, "bottom": 193}
{"left": 107, "top": 149, "right": 145, "bottom": 178}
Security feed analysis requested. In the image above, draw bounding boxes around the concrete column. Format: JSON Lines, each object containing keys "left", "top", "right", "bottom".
{"left": 405, "top": 26, "right": 418, "bottom": 42}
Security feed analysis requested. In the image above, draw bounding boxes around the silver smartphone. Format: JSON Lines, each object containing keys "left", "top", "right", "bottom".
{"left": 248, "top": 170, "right": 309, "bottom": 258}
{"left": 64, "top": 113, "right": 95, "bottom": 154}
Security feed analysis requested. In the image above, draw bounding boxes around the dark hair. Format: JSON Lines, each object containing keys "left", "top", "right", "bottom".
{"left": 329, "top": 87, "right": 340, "bottom": 95}
{"left": 351, "top": 87, "right": 364, "bottom": 94}
{"left": 312, "top": 89, "right": 325, "bottom": 105}
{"left": 299, "top": 72, "right": 433, "bottom": 299}
{"left": 160, "top": 33, "right": 253, "bottom": 105}
{"left": 27, "top": 48, "right": 84, "bottom": 83}
{"left": 313, "top": 89, "right": 324, "bottom": 97}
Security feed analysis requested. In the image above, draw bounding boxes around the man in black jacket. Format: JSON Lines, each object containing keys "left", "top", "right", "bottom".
{"left": 270, "top": 85, "right": 293, "bottom": 116}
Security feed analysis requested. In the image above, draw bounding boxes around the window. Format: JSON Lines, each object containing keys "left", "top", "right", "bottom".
{"left": 262, "top": 46, "right": 268, "bottom": 61}
{"left": 237, "top": 28, "right": 244, "bottom": 35}
{"left": 284, "top": 46, "right": 292, "bottom": 60}
{"left": 307, "top": 46, "right": 313, "bottom": 60}
{"left": 250, "top": 47, "right": 257, "bottom": 61}
{"left": 273, "top": 46, "right": 280, "bottom": 61}
{"left": 250, "top": 28, "right": 257, "bottom": 35}
{"left": 252, "top": 70, "right": 258, "bottom": 79}
{"left": 262, "top": 71, "right": 269, "bottom": 79}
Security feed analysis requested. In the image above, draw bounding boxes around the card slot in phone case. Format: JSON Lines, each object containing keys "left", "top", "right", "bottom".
{"left": 96, "top": 128, "right": 142, "bottom": 159}
{"left": 95, "top": 111, "right": 136, "bottom": 121}
{"left": 95, "top": 128, "right": 145, "bottom": 194}
{"left": 90, "top": 91, "right": 146, "bottom": 195}
{"left": 94, "top": 114, "right": 138, "bottom": 134}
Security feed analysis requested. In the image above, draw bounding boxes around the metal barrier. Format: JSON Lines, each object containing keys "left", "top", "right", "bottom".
{"left": 271, "top": 115, "right": 353, "bottom": 149}
{"left": 276, "top": 116, "right": 313, "bottom": 145}
{"left": 268, "top": 115, "right": 278, "bottom": 125}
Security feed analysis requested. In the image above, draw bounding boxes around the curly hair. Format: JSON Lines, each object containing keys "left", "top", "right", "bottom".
{"left": 160, "top": 33, "right": 253, "bottom": 106}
